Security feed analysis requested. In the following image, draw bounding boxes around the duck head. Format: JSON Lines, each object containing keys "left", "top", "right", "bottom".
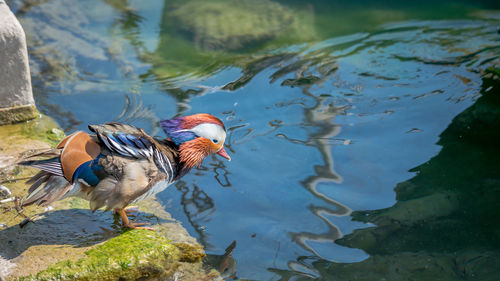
{"left": 160, "top": 113, "right": 230, "bottom": 168}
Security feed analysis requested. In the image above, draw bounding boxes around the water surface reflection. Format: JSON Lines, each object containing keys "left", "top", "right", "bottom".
{"left": 8, "top": 0, "right": 500, "bottom": 279}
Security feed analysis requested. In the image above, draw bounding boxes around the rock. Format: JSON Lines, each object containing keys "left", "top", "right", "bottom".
{"left": 22, "top": 230, "right": 184, "bottom": 280}
{"left": 0, "top": 115, "right": 220, "bottom": 280}
{"left": 0, "top": 257, "right": 15, "bottom": 281}
{"left": 169, "top": 0, "right": 295, "bottom": 50}
{"left": 0, "top": 0, "right": 37, "bottom": 125}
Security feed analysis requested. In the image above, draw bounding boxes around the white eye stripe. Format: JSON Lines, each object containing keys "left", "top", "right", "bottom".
{"left": 181, "top": 123, "right": 226, "bottom": 144}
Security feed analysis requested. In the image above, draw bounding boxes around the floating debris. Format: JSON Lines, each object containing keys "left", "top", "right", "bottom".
{"left": 0, "top": 185, "right": 11, "bottom": 198}
{"left": 19, "top": 214, "right": 44, "bottom": 228}
{"left": 0, "top": 197, "right": 15, "bottom": 204}
{"left": 19, "top": 217, "right": 32, "bottom": 228}
{"left": 454, "top": 74, "right": 471, "bottom": 84}
{"left": 407, "top": 128, "right": 423, "bottom": 133}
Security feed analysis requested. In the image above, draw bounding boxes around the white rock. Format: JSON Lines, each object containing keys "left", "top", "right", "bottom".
{"left": 0, "top": 0, "right": 36, "bottom": 124}
{"left": 0, "top": 255, "right": 15, "bottom": 280}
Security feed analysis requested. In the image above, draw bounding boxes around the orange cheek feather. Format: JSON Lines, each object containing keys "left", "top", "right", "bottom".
{"left": 179, "top": 138, "right": 219, "bottom": 168}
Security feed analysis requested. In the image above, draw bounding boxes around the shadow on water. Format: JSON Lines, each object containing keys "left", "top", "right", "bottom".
{"left": 267, "top": 68, "right": 500, "bottom": 280}
{"left": 0, "top": 209, "right": 117, "bottom": 260}
{"left": 0, "top": 208, "right": 162, "bottom": 260}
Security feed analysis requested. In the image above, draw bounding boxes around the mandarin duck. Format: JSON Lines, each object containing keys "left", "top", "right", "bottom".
{"left": 20, "top": 113, "right": 230, "bottom": 229}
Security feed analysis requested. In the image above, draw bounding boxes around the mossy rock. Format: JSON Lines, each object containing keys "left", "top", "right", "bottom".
{"left": 0, "top": 105, "right": 38, "bottom": 126}
{"left": 0, "top": 116, "right": 214, "bottom": 280}
{"left": 17, "top": 230, "right": 182, "bottom": 281}
{"left": 0, "top": 114, "right": 63, "bottom": 182}
{"left": 169, "top": 0, "right": 294, "bottom": 50}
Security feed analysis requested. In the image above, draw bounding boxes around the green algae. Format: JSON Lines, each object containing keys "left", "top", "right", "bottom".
{"left": 20, "top": 115, "right": 65, "bottom": 147}
{"left": 173, "top": 242, "right": 205, "bottom": 263}
{"left": 0, "top": 114, "right": 62, "bottom": 155}
{"left": 17, "top": 230, "right": 181, "bottom": 281}
{"left": 68, "top": 197, "right": 90, "bottom": 210}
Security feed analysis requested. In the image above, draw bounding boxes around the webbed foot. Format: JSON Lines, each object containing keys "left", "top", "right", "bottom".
{"left": 116, "top": 208, "right": 154, "bottom": 231}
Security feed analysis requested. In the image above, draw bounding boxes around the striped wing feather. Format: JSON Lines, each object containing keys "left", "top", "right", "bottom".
{"left": 88, "top": 123, "right": 176, "bottom": 181}
{"left": 88, "top": 123, "right": 153, "bottom": 159}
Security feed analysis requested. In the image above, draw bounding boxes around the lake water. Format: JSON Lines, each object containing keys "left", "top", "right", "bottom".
{"left": 8, "top": 0, "right": 500, "bottom": 279}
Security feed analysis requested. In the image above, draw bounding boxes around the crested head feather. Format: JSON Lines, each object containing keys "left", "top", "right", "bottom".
{"left": 160, "top": 113, "right": 229, "bottom": 166}
{"left": 160, "top": 117, "right": 194, "bottom": 146}
{"left": 160, "top": 113, "right": 225, "bottom": 146}
{"left": 180, "top": 113, "right": 225, "bottom": 130}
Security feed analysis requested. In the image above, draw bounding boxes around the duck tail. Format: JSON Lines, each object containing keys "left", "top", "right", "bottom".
{"left": 18, "top": 152, "right": 71, "bottom": 207}
{"left": 21, "top": 171, "right": 72, "bottom": 207}
{"left": 18, "top": 157, "right": 65, "bottom": 178}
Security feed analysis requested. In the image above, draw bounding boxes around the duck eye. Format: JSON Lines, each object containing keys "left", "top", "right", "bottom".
{"left": 212, "top": 139, "right": 218, "bottom": 144}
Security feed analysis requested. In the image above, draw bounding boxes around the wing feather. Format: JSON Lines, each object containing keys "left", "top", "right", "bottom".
{"left": 89, "top": 123, "right": 153, "bottom": 159}
{"left": 88, "top": 123, "right": 176, "bottom": 181}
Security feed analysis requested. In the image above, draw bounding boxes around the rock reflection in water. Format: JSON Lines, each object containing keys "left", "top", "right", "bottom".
{"left": 204, "top": 240, "right": 238, "bottom": 280}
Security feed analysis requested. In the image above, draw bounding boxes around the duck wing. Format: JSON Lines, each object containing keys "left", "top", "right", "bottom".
{"left": 88, "top": 123, "right": 154, "bottom": 159}
{"left": 88, "top": 123, "right": 178, "bottom": 182}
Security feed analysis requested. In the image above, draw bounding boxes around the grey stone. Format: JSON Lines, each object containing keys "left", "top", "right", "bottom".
{"left": 0, "top": 0, "right": 36, "bottom": 125}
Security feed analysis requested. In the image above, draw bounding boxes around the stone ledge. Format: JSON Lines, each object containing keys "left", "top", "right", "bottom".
{"left": 0, "top": 105, "right": 37, "bottom": 125}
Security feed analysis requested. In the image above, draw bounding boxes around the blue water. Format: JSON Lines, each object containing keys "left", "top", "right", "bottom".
{"left": 9, "top": 0, "right": 500, "bottom": 279}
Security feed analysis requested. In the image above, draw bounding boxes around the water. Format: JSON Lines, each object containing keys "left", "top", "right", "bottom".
{"left": 8, "top": 0, "right": 500, "bottom": 279}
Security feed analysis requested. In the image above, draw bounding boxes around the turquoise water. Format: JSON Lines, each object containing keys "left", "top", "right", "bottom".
{"left": 9, "top": 0, "right": 500, "bottom": 279}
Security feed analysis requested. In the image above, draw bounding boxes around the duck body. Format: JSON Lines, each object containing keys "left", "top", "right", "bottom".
{"left": 20, "top": 114, "right": 230, "bottom": 229}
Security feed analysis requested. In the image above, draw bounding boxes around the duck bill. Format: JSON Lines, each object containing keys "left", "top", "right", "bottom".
{"left": 216, "top": 147, "right": 231, "bottom": 161}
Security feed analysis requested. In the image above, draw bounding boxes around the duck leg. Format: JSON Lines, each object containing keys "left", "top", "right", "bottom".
{"left": 113, "top": 206, "right": 139, "bottom": 217}
{"left": 116, "top": 208, "right": 154, "bottom": 230}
